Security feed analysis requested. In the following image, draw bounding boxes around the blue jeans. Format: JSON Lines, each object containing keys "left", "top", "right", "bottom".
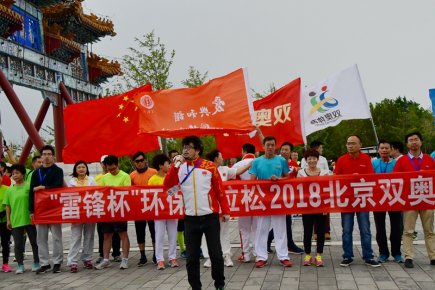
{"left": 341, "top": 212, "right": 373, "bottom": 261}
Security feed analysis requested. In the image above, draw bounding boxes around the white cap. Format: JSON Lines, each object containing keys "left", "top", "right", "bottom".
{"left": 100, "top": 155, "right": 108, "bottom": 163}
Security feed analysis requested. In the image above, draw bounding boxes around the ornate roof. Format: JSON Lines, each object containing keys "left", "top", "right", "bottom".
{"left": 42, "top": 0, "right": 115, "bottom": 44}
{"left": 87, "top": 52, "right": 122, "bottom": 85}
{"left": 0, "top": 0, "right": 23, "bottom": 38}
{"left": 43, "top": 21, "right": 81, "bottom": 63}
{"left": 28, "top": 0, "right": 66, "bottom": 8}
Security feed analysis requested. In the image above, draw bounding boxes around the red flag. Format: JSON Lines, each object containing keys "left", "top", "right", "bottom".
{"left": 134, "top": 68, "right": 255, "bottom": 138}
{"left": 216, "top": 78, "right": 303, "bottom": 158}
{"left": 62, "top": 84, "right": 160, "bottom": 163}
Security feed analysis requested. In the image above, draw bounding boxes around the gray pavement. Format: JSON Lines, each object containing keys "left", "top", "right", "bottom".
{"left": 0, "top": 213, "right": 434, "bottom": 289}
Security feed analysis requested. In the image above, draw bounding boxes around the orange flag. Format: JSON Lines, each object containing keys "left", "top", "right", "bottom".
{"left": 134, "top": 68, "right": 255, "bottom": 137}
{"left": 63, "top": 84, "right": 160, "bottom": 164}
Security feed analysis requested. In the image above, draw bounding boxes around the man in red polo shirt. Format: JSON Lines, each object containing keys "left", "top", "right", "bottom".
{"left": 334, "top": 135, "right": 380, "bottom": 267}
{"left": 393, "top": 131, "right": 435, "bottom": 268}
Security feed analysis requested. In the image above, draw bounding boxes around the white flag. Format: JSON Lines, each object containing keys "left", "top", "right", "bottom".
{"left": 301, "top": 64, "right": 372, "bottom": 137}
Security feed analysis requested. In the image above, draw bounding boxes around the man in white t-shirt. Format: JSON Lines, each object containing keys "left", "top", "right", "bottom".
{"left": 201, "top": 149, "right": 252, "bottom": 268}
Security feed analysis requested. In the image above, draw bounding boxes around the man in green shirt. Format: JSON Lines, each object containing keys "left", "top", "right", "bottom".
{"left": 4, "top": 164, "right": 39, "bottom": 274}
{"left": 95, "top": 155, "right": 131, "bottom": 270}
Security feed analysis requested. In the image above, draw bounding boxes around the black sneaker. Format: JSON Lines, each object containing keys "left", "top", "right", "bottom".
{"left": 340, "top": 258, "right": 353, "bottom": 267}
{"left": 35, "top": 264, "right": 51, "bottom": 274}
{"left": 365, "top": 259, "right": 381, "bottom": 268}
{"left": 404, "top": 259, "right": 414, "bottom": 268}
{"left": 288, "top": 246, "right": 304, "bottom": 255}
{"left": 137, "top": 257, "right": 147, "bottom": 267}
{"left": 52, "top": 264, "right": 61, "bottom": 273}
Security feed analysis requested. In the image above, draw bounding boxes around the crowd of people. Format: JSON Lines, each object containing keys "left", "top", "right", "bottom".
{"left": 0, "top": 131, "right": 434, "bottom": 290}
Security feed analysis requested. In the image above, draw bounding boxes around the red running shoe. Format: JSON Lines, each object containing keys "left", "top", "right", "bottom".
{"left": 279, "top": 259, "right": 293, "bottom": 267}
{"left": 255, "top": 260, "right": 267, "bottom": 268}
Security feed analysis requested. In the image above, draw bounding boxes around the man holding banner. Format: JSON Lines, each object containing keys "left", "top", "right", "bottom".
{"left": 334, "top": 136, "right": 380, "bottom": 268}
{"left": 393, "top": 132, "right": 435, "bottom": 268}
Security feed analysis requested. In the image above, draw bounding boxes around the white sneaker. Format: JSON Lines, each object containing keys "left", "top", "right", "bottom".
{"left": 224, "top": 255, "right": 233, "bottom": 267}
{"left": 94, "top": 260, "right": 111, "bottom": 270}
{"left": 120, "top": 259, "right": 128, "bottom": 269}
{"left": 203, "top": 258, "right": 211, "bottom": 268}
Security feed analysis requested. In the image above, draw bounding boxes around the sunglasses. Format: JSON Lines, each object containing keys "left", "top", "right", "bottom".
{"left": 134, "top": 158, "right": 145, "bottom": 163}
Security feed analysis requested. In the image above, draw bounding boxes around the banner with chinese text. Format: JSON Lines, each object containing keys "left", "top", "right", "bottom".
{"left": 134, "top": 68, "right": 255, "bottom": 137}
{"left": 34, "top": 170, "right": 435, "bottom": 224}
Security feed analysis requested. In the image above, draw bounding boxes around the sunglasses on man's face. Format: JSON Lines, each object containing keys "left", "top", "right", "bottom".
{"left": 134, "top": 158, "right": 145, "bottom": 163}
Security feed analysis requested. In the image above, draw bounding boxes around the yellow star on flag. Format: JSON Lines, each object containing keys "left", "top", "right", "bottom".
{"left": 123, "top": 116, "right": 129, "bottom": 123}
{"left": 116, "top": 113, "right": 121, "bottom": 118}
{"left": 119, "top": 104, "right": 124, "bottom": 110}
{"left": 123, "top": 96, "right": 129, "bottom": 101}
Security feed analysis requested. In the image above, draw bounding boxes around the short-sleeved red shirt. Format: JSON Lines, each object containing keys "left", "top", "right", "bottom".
{"left": 393, "top": 153, "right": 435, "bottom": 172}
{"left": 334, "top": 152, "right": 374, "bottom": 175}
{"left": 1, "top": 175, "right": 11, "bottom": 186}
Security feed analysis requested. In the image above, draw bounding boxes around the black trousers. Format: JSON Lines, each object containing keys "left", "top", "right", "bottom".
{"left": 373, "top": 211, "right": 402, "bottom": 257}
{"left": 267, "top": 214, "right": 298, "bottom": 249}
{"left": 134, "top": 220, "right": 155, "bottom": 244}
{"left": 97, "top": 223, "right": 120, "bottom": 257}
{"left": 184, "top": 213, "right": 225, "bottom": 290}
{"left": 0, "top": 222, "right": 11, "bottom": 264}
{"left": 11, "top": 225, "right": 39, "bottom": 265}
{"left": 302, "top": 214, "right": 326, "bottom": 254}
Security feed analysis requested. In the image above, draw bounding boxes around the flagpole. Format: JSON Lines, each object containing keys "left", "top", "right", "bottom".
{"left": 369, "top": 118, "right": 379, "bottom": 145}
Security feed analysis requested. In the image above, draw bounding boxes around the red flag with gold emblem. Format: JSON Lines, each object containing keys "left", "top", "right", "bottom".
{"left": 134, "top": 68, "right": 255, "bottom": 137}
{"left": 215, "top": 78, "right": 303, "bottom": 158}
{"left": 62, "top": 84, "right": 160, "bottom": 163}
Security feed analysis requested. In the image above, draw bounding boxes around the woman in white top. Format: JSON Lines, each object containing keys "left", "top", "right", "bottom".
{"left": 297, "top": 149, "right": 330, "bottom": 267}
{"left": 67, "top": 161, "right": 97, "bottom": 273}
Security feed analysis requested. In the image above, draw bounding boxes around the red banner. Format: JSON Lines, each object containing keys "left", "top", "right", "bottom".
{"left": 34, "top": 171, "right": 435, "bottom": 224}
{"left": 134, "top": 68, "right": 255, "bottom": 138}
{"left": 216, "top": 78, "right": 304, "bottom": 158}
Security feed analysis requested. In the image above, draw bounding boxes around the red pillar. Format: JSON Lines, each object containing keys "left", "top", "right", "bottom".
{"left": 0, "top": 69, "right": 45, "bottom": 150}
{"left": 18, "top": 98, "right": 51, "bottom": 164}
{"left": 59, "top": 82, "right": 75, "bottom": 105}
{"left": 53, "top": 93, "right": 65, "bottom": 162}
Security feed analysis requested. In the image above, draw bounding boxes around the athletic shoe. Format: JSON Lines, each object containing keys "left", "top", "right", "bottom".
{"left": 169, "top": 259, "right": 179, "bottom": 268}
{"left": 315, "top": 255, "right": 324, "bottom": 267}
{"left": 255, "top": 260, "right": 267, "bottom": 268}
{"left": 138, "top": 257, "right": 147, "bottom": 267}
{"left": 279, "top": 259, "right": 293, "bottom": 267}
{"left": 238, "top": 254, "right": 250, "bottom": 263}
{"left": 83, "top": 260, "right": 93, "bottom": 269}
{"left": 288, "top": 246, "right": 304, "bottom": 255}
{"left": 31, "top": 263, "right": 40, "bottom": 272}
{"left": 404, "top": 259, "right": 414, "bottom": 268}
{"left": 2, "top": 264, "right": 12, "bottom": 273}
{"left": 365, "top": 259, "right": 381, "bottom": 268}
{"left": 35, "top": 264, "right": 51, "bottom": 274}
{"left": 394, "top": 255, "right": 404, "bottom": 263}
{"left": 303, "top": 254, "right": 312, "bottom": 266}
{"left": 70, "top": 264, "right": 78, "bottom": 273}
{"left": 52, "top": 264, "right": 61, "bottom": 273}
{"left": 94, "top": 260, "right": 111, "bottom": 270}
{"left": 112, "top": 256, "right": 122, "bottom": 262}
{"left": 378, "top": 255, "right": 388, "bottom": 263}
{"left": 15, "top": 265, "right": 25, "bottom": 274}
{"left": 224, "top": 255, "right": 233, "bottom": 267}
{"left": 340, "top": 258, "right": 353, "bottom": 267}
{"left": 95, "top": 257, "right": 103, "bottom": 264}
{"left": 120, "top": 259, "right": 128, "bottom": 269}
{"left": 157, "top": 261, "right": 165, "bottom": 270}
{"left": 180, "top": 251, "right": 187, "bottom": 259}
{"left": 204, "top": 258, "right": 211, "bottom": 268}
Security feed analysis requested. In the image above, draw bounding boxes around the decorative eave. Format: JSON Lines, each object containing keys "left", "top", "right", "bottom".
{"left": 43, "top": 21, "right": 81, "bottom": 63}
{"left": 87, "top": 53, "right": 122, "bottom": 85}
{"left": 28, "top": 0, "right": 66, "bottom": 8}
{"left": 42, "top": 0, "right": 115, "bottom": 44}
{"left": 0, "top": 0, "right": 23, "bottom": 38}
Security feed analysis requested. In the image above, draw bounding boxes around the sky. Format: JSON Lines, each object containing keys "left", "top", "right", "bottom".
{"left": 1, "top": 0, "right": 435, "bottom": 145}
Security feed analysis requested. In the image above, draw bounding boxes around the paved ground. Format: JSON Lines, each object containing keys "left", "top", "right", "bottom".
{"left": 0, "top": 213, "right": 434, "bottom": 290}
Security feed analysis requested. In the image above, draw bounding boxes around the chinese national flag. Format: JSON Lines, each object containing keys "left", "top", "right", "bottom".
{"left": 62, "top": 84, "right": 160, "bottom": 164}
{"left": 216, "top": 78, "right": 303, "bottom": 158}
{"left": 134, "top": 68, "right": 255, "bottom": 138}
